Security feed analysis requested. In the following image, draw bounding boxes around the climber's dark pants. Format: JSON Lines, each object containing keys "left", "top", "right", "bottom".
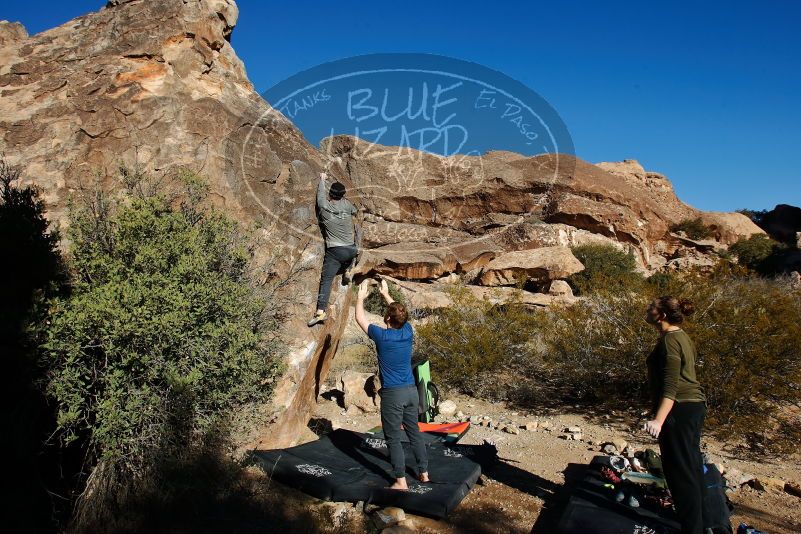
{"left": 379, "top": 385, "right": 428, "bottom": 479}
{"left": 315, "top": 244, "right": 358, "bottom": 311}
{"left": 659, "top": 401, "right": 706, "bottom": 534}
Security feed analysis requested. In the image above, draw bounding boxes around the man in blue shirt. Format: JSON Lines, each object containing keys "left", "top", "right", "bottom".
{"left": 355, "top": 279, "right": 429, "bottom": 490}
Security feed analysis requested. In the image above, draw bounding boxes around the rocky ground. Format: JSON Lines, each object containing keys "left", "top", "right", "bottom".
{"left": 260, "top": 332, "right": 801, "bottom": 534}
{"left": 296, "top": 387, "right": 801, "bottom": 534}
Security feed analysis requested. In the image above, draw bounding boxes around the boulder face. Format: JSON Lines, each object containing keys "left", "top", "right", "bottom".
{"left": 758, "top": 204, "right": 801, "bottom": 245}
{"left": 0, "top": 1, "right": 775, "bottom": 448}
{"left": 325, "top": 135, "right": 761, "bottom": 275}
{"left": 477, "top": 247, "right": 585, "bottom": 286}
{"left": 0, "top": 0, "right": 355, "bottom": 449}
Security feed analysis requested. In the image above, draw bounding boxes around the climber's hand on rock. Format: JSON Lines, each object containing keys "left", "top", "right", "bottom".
{"left": 320, "top": 171, "right": 327, "bottom": 182}
{"left": 380, "top": 279, "right": 389, "bottom": 296}
{"left": 357, "top": 279, "right": 371, "bottom": 300}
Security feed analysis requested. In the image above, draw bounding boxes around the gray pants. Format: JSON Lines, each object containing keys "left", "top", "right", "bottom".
{"left": 315, "top": 245, "right": 358, "bottom": 311}
{"left": 379, "top": 385, "right": 429, "bottom": 479}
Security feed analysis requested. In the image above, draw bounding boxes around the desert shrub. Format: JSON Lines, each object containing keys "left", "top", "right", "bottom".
{"left": 362, "top": 279, "right": 407, "bottom": 316}
{"left": 1, "top": 160, "right": 70, "bottom": 532}
{"left": 729, "top": 233, "right": 786, "bottom": 273}
{"left": 415, "top": 285, "right": 540, "bottom": 399}
{"left": 646, "top": 270, "right": 679, "bottom": 292}
{"left": 413, "top": 262, "right": 801, "bottom": 454}
{"left": 538, "top": 266, "right": 801, "bottom": 454}
{"left": 670, "top": 217, "right": 713, "bottom": 240}
{"left": 42, "top": 168, "right": 283, "bottom": 487}
{"left": 568, "top": 244, "right": 644, "bottom": 295}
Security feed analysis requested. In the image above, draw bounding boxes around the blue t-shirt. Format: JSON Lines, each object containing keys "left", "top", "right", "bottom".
{"left": 368, "top": 322, "right": 415, "bottom": 389}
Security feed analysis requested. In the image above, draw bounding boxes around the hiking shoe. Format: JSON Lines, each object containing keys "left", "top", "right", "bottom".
{"left": 627, "top": 495, "right": 640, "bottom": 508}
{"left": 307, "top": 311, "right": 328, "bottom": 327}
{"left": 615, "top": 490, "right": 625, "bottom": 503}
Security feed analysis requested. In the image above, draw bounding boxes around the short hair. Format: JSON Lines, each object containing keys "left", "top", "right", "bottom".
{"left": 385, "top": 302, "right": 408, "bottom": 327}
{"left": 329, "top": 182, "right": 346, "bottom": 199}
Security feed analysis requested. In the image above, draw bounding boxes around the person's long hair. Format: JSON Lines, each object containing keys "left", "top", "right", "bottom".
{"left": 653, "top": 296, "right": 695, "bottom": 324}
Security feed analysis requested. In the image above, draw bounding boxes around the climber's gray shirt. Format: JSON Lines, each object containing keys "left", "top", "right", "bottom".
{"left": 317, "top": 179, "right": 357, "bottom": 248}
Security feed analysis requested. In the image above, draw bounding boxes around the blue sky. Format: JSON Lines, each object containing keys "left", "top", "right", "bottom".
{"left": 5, "top": 0, "right": 800, "bottom": 211}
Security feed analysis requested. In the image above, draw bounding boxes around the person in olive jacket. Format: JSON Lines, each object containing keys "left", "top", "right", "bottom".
{"left": 643, "top": 295, "right": 707, "bottom": 533}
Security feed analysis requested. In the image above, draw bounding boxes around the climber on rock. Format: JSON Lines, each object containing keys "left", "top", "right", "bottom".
{"left": 308, "top": 171, "right": 360, "bottom": 327}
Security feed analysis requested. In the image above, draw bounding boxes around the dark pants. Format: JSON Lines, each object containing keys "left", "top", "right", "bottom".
{"left": 379, "top": 385, "right": 429, "bottom": 479}
{"left": 315, "top": 245, "right": 358, "bottom": 311}
{"left": 659, "top": 401, "right": 706, "bottom": 534}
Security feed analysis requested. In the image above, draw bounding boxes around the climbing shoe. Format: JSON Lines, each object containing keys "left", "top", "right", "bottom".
{"left": 307, "top": 311, "right": 328, "bottom": 327}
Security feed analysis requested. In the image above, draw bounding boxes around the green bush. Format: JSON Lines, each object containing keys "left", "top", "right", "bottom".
{"left": 729, "top": 233, "right": 785, "bottom": 273}
{"left": 362, "top": 280, "right": 407, "bottom": 316}
{"left": 415, "top": 285, "right": 540, "bottom": 399}
{"left": 1, "top": 160, "right": 70, "bottom": 531}
{"left": 419, "top": 265, "right": 801, "bottom": 455}
{"left": 670, "top": 217, "right": 713, "bottom": 240}
{"left": 568, "top": 244, "right": 644, "bottom": 295}
{"left": 42, "top": 169, "right": 283, "bottom": 476}
{"left": 538, "top": 266, "right": 801, "bottom": 454}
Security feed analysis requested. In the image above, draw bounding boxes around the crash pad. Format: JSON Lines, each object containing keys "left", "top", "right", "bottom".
{"left": 557, "top": 457, "right": 731, "bottom": 534}
{"left": 249, "top": 429, "right": 488, "bottom": 518}
{"left": 367, "top": 421, "right": 471, "bottom": 443}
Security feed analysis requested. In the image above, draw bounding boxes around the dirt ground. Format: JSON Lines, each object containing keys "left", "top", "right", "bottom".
{"left": 301, "top": 379, "right": 801, "bottom": 534}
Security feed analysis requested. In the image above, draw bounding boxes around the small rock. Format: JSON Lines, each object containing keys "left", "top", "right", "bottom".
{"left": 522, "top": 421, "right": 538, "bottom": 431}
{"left": 610, "top": 438, "right": 627, "bottom": 452}
{"left": 724, "top": 468, "right": 755, "bottom": 489}
{"left": 504, "top": 425, "right": 520, "bottom": 435}
{"left": 602, "top": 444, "right": 617, "bottom": 454}
{"left": 456, "top": 411, "right": 465, "bottom": 419}
{"left": 572, "top": 432, "right": 583, "bottom": 441}
{"left": 438, "top": 400, "right": 457, "bottom": 417}
{"left": 752, "top": 477, "right": 786, "bottom": 493}
{"left": 540, "top": 421, "right": 552, "bottom": 430}
{"left": 785, "top": 482, "right": 801, "bottom": 498}
{"left": 566, "top": 426, "right": 582, "bottom": 433}
{"left": 623, "top": 445, "right": 635, "bottom": 458}
{"left": 372, "top": 506, "right": 406, "bottom": 529}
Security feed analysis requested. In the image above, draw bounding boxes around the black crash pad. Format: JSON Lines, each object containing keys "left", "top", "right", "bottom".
{"left": 249, "top": 429, "right": 487, "bottom": 518}
{"left": 557, "top": 457, "right": 731, "bottom": 534}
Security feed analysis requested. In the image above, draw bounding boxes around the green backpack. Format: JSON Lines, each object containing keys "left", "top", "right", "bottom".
{"left": 413, "top": 360, "right": 440, "bottom": 422}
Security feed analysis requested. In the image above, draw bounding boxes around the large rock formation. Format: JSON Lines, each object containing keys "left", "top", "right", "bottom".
{"left": 0, "top": 0, "right": 769, "bottom": 448}
{"left": 324, "top": 135, "right": 763, "bottom": 277}
{"left": 0, "top": 1, "right": 355, "bottom": 448}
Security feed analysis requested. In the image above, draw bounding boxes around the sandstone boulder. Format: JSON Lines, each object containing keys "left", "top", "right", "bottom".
{"left": 478, "top": 247, "right": 584, "bottom": 286}
{"left": 547, "top": 280, "right": 573, "bottom": 297}
{"left": 0, "top": 20, "right": 27, "bottom": 47}
{"left": 756, "top": 204, "right": 801, "bottom": 245}
{"left": 340, "top": 370, "right": 380, "bottom": 413}
{"left": 0, "top": 0, "right": 357, "bottom": 449}
{"left": 699, "top": 212, "right": 765, "bottom": 245}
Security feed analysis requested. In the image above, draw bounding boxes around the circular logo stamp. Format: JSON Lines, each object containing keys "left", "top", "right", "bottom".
{"left": 233, "top": 53, "right": 574, "bottom": 256}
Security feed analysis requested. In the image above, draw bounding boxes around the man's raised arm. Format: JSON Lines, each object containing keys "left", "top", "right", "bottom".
{"left": 317, "top": 171, "right": 330, "bottom": 209}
